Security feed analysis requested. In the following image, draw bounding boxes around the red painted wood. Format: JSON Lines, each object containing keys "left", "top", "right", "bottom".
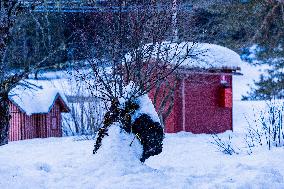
{"left": 163, "top": 80, "right": 183, "bottom": 133}
{"left": 9, "top": 102, "right": 24, "bottom": 141}
{"left": 148, "top": 76, "right": 183, "bottom": 133}
{"left": 150, "top": 72, "right": 233, "bottom": 134}
{"left": 8, "top": 97, "right": 67, "bottom": 141}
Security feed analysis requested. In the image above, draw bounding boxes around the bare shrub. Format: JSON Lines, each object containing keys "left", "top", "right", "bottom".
{"left": 60, "top": 79, "right": 105, "bottom": 137}
{"left": 62, "top": 100, "right": 105, "bottom": 137}
{"left": 211, "top": 134, "right": 239, "bottom": 155}
{"left": 245, "top": 101, "right": 284, "bottom": 151}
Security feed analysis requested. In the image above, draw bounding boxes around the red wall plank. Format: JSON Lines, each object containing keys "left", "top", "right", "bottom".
{"left": 149, "top": 73, "right": 233, "bottom": 134}
{"left": 9, "top": 99, "right": 65, "bottom": 141}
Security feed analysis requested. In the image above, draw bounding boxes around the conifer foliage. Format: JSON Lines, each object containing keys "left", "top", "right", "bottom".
{"left": 131, "top": 114, "right": 164, "bottom": 162}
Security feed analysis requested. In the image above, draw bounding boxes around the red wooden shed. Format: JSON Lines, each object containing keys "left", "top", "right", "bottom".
{"left": 148, "top": 42, "right": 242, "bottom": 134}
{"left": 8, "top": 81, "right": 70, "bottom": 141}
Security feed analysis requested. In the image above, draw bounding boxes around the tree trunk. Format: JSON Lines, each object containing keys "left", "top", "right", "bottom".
{"left": 0, "top": 94, "right": 11, "bottom": 146}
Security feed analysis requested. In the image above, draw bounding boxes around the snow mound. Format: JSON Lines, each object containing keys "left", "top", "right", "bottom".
{"left": 94, "top": 123, "right": 144, "bottom": 176}
{"left": 92, "top": 123, "right": 174, "bottom": 188}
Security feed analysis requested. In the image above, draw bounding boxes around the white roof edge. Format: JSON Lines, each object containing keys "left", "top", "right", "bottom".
{"left": 134, "top": 41, "right": 243, "bottom": 70}
{"left": 9, "top": 80, "right": 69, "bottom": 115}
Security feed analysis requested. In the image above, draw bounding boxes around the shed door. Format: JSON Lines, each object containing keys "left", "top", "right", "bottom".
{"left": 183, "top": 76, "right": 219, "bottom": 133}
{"left": 51, "top": 117, "right": 57, "bottom": 130}
{"left": 184, "top": 83, "right": 215, "bottom": 133}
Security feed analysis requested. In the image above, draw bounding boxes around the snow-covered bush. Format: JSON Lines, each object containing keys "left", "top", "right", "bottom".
{"left": 261, "top": 103, "right": 284, "bottom": 149}
{"left": 245, "top": 101, "right": 284, "bottom": 151}
{"left": 92, "top": 122, "right": 150, "bottom": 177}
{"left": 93, "top": 93, "right": 164, "bottom": 162}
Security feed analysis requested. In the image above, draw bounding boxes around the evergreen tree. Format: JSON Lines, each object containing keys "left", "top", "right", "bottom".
{"left": 243, "top": 60, "right": 284, "bottom": 100}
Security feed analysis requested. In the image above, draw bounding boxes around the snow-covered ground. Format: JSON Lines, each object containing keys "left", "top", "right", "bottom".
{"left": 1, "top": 61, "right": 284, "bottom": 189}
{"left": 0, "top": 99, "right": 283, "bottom": 189}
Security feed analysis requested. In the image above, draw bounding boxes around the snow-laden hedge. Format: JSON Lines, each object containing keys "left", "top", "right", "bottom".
{"left": 93, "top": 93, "right": 164, "bottom": 162}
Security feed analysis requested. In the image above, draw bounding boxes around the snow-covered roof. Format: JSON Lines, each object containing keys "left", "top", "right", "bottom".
{"left": 9, "top": 80, "right": 69, "bottom": 115}
{"left": 132, "top": 42, "right": 242, "bottom": 70}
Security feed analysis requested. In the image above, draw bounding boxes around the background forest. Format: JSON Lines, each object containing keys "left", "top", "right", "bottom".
{"left": 7, "top": 0, "right": 284, "bottom": 100}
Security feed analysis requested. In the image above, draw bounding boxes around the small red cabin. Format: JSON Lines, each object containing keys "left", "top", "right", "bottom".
{"left": 8, "top": 81, "right": 70, "bottom": 141}
{"left": 148, "top": 42, "right": 242, "bottom": 134}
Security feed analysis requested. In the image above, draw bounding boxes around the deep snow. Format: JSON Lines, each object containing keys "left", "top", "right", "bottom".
{"left": 1, "top": 61, "right": 283, "bottom": 188}
{"left": 0, "top": 99, "right": 284, "bottom": 189}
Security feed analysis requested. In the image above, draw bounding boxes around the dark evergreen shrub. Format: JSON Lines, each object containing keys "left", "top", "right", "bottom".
{"left": 131, "top": 114, "right": 164, "bottom": 162}
{"left": 93, "top": 98, "right": 121, "bottom": 154}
